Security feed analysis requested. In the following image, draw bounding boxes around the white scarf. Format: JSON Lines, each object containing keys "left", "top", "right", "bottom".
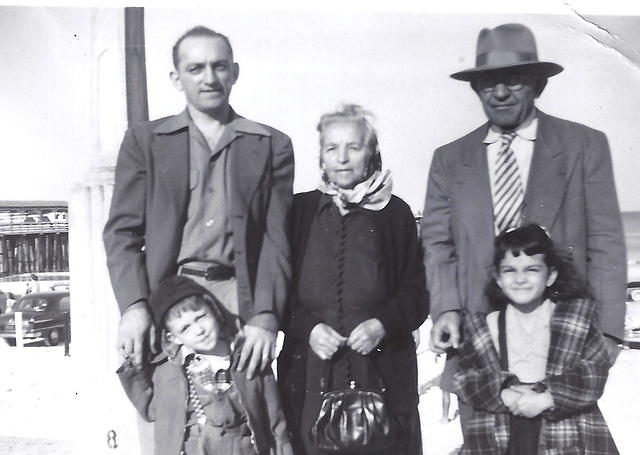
{"left": 317, "top": 170, "right": 393, "bottom": 215}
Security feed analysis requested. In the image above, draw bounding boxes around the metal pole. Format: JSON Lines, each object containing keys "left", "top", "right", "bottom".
{"left": 15, "top": 311, "right": 23, "bottom": 348}
{"left": 124, "top": 7, "right": 149, "bottom": 126}
{"left": 64, "top": 311, "right": 71, "bottom": 356}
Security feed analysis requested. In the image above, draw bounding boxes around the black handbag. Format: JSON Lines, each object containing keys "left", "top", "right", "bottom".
{"left": 309, "top": 360, "right": 396, "bottom": 453}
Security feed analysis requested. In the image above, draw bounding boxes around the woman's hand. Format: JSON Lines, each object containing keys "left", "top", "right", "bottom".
{"left": 347, "top": 318, "right": 386, "bottom": 355}
{"left": 309, "top": 323, "right": 347, "bottom": 360}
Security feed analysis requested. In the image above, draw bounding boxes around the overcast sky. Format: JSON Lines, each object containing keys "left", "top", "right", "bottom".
{"left": 1, "top": 3, "right": 639, "bottom": 213}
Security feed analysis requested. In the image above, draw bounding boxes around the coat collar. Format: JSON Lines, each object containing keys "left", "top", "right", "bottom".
{"left": 457, "top": 110, "right": 568, "bottom": 251}
{"left": 546, "top": 299, "right": 593, "bottom": 376}
{"left": 149, "top": 108, "right": 273, "bottom": 220}
{"left": 465, "top": 298, "right": 593, "bottom": 375}
{"left": 153, "top": 107, "right": 272, "bottom": 138}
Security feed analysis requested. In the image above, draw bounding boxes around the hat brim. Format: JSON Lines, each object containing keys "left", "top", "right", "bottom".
{"left": 450, "top": 61, "right": 563, "bottom": 82}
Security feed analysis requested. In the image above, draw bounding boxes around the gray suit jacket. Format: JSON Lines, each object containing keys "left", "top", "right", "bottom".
{"left": 421, "top": 111, "right": 626, "bottom": 341}
{"left": 103, "top": 110, "right": 294, "bottom": 325}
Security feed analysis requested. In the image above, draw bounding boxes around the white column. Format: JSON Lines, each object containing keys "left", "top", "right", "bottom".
{"left": 69, "top": 8, "right": 145, "bottom": 455}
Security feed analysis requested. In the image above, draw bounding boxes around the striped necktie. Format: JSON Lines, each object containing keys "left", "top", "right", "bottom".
{"left": 493, "top": 132, "right": 523, "bottom": 233}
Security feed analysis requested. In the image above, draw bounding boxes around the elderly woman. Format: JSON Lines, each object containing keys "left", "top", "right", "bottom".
{"left": 278, "top": 104, "right": 428, "bottom": 455}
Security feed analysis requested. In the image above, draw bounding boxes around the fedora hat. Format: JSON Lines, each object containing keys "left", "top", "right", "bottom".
{"left": 450, "top": 23, "right": 563, "bottom": 81}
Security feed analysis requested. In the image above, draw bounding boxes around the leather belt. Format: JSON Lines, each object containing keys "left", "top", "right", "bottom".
{"left": 178, "top": 265, "right": 235, "bottom": 281}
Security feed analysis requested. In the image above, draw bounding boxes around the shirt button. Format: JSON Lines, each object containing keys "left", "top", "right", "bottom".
{"left": 205, "top": 219, "right": 214, "bottom": 227}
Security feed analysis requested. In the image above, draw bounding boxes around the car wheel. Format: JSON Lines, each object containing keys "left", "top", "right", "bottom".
{"left": 45, "top": 329, "right": 61, "bottom": 346}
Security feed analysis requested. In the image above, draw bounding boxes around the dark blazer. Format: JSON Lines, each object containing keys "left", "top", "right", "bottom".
{"left": 421, "top": 111, "right": 626, "bottom": 340}
{"left": 103, "top": 110, "right": 294, "bottom": 324}
{"left": 278, "top": 191, "right": 429, "bottom": 424}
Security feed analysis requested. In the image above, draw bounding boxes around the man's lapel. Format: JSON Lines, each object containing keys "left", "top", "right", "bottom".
{"left": 522, "top": 113, "right": 568, "bottom": 230}
{"left": 457, "top": 127, "right": 495, "bottom": 263}
{"left": 227, "top": 134, "right": 269, "bottom": 215}
{"left": 152, "top": 126, "right": 190, "bottom": 219}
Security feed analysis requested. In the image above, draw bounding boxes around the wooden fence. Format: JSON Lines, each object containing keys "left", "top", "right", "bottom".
{"left": 0, "top": 232, "right": 69, "bottom": 276}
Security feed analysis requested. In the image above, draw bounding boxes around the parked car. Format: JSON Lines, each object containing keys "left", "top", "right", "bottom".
{"left": 0, "top": 290, "right": 70, "bottom": 346}
{"left": 625, "top": 261, "right": 640, "bottom": 349}
{"left": 625, "top": 281, "right": 640, "bottom": 349}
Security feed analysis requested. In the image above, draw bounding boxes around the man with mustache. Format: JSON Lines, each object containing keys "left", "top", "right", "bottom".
{"left": 420, "top": 23, "right": 626, "bottom": 434}
{"left": 104, "top": 26, "right": 294, "bottom": 380}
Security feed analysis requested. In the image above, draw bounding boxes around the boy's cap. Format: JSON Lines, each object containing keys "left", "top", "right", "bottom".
{"left": 148, "top": 275, "right": 224, "bottom": 327}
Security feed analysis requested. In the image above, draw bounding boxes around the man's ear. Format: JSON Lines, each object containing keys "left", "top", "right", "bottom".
{"left": 170, "top": 70, "right": 183, "bottom": 92}
{"left": 232, "top": 62, "right": 240, "bottom": 85}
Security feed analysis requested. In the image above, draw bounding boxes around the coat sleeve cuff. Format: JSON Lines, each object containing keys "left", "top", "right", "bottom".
{"left": 246, "top": 312, "right": 279, "bottom": 332}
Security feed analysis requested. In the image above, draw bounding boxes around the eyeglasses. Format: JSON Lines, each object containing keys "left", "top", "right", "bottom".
{"left": 476, "top": 75, "right": 532, "bottom": 94}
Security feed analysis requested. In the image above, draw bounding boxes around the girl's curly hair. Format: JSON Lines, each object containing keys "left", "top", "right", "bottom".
{"left": 486, "top": 224, "right": 592, "bottom": 310}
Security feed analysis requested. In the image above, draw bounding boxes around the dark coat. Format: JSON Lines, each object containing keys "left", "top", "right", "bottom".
{"left": 103, "top": 110, "right": 294, "bottom": 324}
{"left": 454, "top": 299, "right": 618, "bottom": 454}
{"left": 277, "top": 191, "right": 429, "bottom": 429}
{"left": 118, "top": 339, "right": 293, "bottom": 455}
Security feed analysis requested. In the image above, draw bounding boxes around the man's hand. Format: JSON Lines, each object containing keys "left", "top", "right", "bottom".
{"left": 309, "top": 323, "right": 347, "bottom": 360}
{"left": 237, "top": 325, "right": 277, "bottom": 379}
{"left": 347, "top": 319, "right": 386, "bottom": 356}
{"left": 507, "top": 388, "right": 554, "bottom": 418}
{"left": 602, "top": 335, "right": 623, "bottom": 366}
{"left": 117, "top": 304, "right": 155, "bottom": 370}
{"left": 429, "top": 311, "right": 461, "bottom": 353}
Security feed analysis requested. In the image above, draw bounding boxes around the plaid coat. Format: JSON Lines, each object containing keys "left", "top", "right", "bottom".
{"left": 454, "top": 299, "right": 619, "bottom": 454}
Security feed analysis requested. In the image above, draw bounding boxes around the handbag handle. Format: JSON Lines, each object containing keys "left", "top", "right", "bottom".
{"left": 319, "top": 354, "right": 387, "bottom": 394}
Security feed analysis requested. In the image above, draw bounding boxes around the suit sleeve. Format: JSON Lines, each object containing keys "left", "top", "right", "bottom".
{"left": 420, "top": 147, "right": 462, "bottom": 321}
{"left": 259, "top": 368, "right": 294, "bottom": 455}
{"left": 583, "top": 130, "right": 626, "bottom": 340}
{"left": 103, "top": 128, "right": 151, "bottom": 313}
{"left": 453, "top": 315, "right": 514, "bottom": 413}
{"left": 249, "top": 133, "right": 294, "bottom": 328}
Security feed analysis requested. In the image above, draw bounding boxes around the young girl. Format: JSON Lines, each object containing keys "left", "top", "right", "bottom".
{"left": 454, "top": 224, "right": 619, "bottom": 454}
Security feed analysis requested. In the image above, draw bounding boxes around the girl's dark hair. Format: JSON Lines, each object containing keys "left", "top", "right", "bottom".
{"left": 486, "top": 224, "right": 591, "bottom": 309}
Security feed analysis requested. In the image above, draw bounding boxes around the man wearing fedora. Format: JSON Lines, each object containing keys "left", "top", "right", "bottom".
{"left": 421, "top": 23, "right": 626, "bottom": 431}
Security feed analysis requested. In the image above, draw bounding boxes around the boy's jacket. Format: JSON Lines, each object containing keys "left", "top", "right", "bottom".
{"left": 118, "top": 337, "right": 293, "bottom": 455}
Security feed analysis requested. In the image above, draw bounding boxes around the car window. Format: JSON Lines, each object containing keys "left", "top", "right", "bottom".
{"left": 58, "top": 296, "right": 70, "bottom": 311}
{"left": 17, "top": 298, "right": 49, "bottom": 311}
{"left": 16, "top": 298, "right": 34, "bottom": 310}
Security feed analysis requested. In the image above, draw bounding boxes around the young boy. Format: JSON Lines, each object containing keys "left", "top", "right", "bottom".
{"left": 118, "top": 275, "right": 293, "bottom": 455}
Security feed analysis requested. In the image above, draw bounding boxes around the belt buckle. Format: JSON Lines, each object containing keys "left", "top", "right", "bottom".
{"left": 203, "top": 267, "right": 213, "bottom": 280}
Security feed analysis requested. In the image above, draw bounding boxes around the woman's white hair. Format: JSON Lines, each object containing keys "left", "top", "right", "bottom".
{"left": 317, "top": 103, "right": 382, "bottom": 178}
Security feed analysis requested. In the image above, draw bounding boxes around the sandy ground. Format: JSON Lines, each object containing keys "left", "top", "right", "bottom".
{"left": 0, "top": 328, "right": 638, "bottom": 455}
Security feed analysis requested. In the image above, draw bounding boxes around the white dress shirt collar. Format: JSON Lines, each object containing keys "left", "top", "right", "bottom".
{"left": 484, "top": 108, "right": 539, "bottom": 144}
